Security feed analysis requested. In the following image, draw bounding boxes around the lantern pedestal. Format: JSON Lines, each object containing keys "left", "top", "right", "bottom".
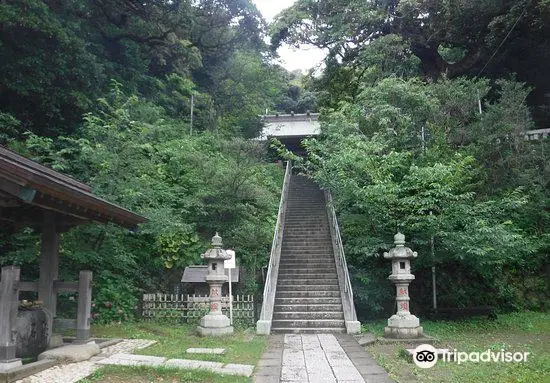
{"left": 198, "top": 280, "right": 233, "bottom": 336}
{"left": 198, "top": 315, "right": 233, "bottom": 336}
{"left": 385, "top": 314, "right": 423, "bottom": 339}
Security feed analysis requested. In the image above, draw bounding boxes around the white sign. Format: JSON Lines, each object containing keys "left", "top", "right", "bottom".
{"left": 225, "top": 250, "right": 236, "bottom": 269}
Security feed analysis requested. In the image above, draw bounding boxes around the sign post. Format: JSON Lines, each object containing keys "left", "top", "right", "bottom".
{"left": 225, "top": 250, "right": 236, "bottom": 325}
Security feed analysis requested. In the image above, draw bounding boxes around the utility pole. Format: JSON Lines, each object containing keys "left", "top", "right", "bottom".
{"left": 430, "top": 211, "right": 437, "bottom": 311}
{"left": 421, "top": 126, "right": 426, "bottom": 153}
{"left": 189, "top": 94, "right": 194, "bottom": 135}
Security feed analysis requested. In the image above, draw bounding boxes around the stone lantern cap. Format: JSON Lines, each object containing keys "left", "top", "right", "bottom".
{"left": 383, "top": 233, "right": 418, "bottom": 259}
{"left": 201, "top": 232, "right": 232, "bottom": 260}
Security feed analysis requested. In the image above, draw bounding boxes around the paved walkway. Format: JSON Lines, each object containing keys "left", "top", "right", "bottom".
{"left": 16, "top": 339, "right": 254, "bottom": 383}
{"left": 254, "top": 334, "right": 393, "bottom": 383}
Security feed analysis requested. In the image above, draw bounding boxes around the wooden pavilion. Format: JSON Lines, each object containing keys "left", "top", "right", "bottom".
{"left": 0, "top": 145, "right": 147, "bottom": 369}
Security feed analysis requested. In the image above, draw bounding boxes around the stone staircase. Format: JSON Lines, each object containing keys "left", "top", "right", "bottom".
{"left": 271, "top": 175, "right": 346, "bottom": 333}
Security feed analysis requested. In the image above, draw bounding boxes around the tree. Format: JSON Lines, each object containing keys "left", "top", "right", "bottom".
{"left": 288, "top": 77, "right": 548, "bottom": 315}
{"left": 270, "top": 0, "right": 550, "bottom": 125}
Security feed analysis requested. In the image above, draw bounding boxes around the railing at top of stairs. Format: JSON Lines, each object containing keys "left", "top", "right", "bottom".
{"left": 325, "top": 190, "right": 361, "bottom": 334}
{"left": 256, "top": 160, "right": 292, "bottom": 335}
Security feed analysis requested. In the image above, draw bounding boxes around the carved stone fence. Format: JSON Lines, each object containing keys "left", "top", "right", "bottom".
{"left": 141, "top": 293, "right": 255, "bottom": 325}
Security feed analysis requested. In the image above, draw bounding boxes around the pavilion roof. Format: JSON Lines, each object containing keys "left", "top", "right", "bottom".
{"left": 258, "top": 113, "right": 320, "bottom": 140}
{"left": 0, "top": 145, "right": 147, "bottom": 230}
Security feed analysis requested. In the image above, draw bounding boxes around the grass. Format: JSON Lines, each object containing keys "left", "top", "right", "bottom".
{"left": 76, "top": 321, "right": 268, "bottom": 382}
{"left": 362, "top": 311, "right": 550, "bottom": 383}
{"left": 79, "top": 365, "right": 250, "bottom": 383}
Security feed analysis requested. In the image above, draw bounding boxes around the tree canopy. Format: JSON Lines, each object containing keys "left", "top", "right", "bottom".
{"left": 271, "top": 0, "right": 550, "bottom": 126}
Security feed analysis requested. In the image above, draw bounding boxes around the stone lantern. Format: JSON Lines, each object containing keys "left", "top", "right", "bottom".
{"left": 197, "top": 232, "right": 234, "bottom": 336}
{"left": 383, "top": 233, "right": 423, "bottom": 339}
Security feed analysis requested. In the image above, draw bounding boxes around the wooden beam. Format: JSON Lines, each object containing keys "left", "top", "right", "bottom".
{"left": 38, "top": 212, "right": 59, "bottom": 318}
{"left": 0, "top": 266, "right": 21, "bottom": 364}
{"left": 19, "top": 281, "right": 39, "bottom": 292}
{"left": 53, "top": 281, "right": 78, "bottom": 293}
{"left": 75, "top": 271, "right": 92, "bottom": 343}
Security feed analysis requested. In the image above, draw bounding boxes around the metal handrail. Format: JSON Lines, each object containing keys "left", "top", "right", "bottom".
{"left": 258, "top": 160, "right": 292, "bottom": 326}
{"left": 325, "top": 190, "right": 358, "bottom": 322}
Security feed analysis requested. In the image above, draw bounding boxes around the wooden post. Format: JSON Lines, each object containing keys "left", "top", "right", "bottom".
{"left": 39, "top": 212, "right": 59, "bottom": 318}
{"left": 75, "top": 271, "right": 92, "bottom": 343}
{"left": 0, "top": 266, "right": 22, "bottom": 369}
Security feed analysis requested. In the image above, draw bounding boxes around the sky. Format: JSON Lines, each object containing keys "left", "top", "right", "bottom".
{"left": 251, "top": 0, "right": 327, "bottom": 73}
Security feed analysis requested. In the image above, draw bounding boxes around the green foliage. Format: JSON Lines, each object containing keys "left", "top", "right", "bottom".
{"left": 0, "top": 0, "right": 288, "bottom": 137}
{"left": 92, "top": 272, "right": 139, "bottom": 324}
{"left": 295, "top": 76, "right": 549, "bottom": 317}
{"left": 2, "top": 85, "right": 282, "bottom": 321}
{"left": 271, "top": 0, "right": 550, "bottom": 124}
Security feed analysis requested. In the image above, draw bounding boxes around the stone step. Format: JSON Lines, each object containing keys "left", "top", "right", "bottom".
{"left": 279, "top": 266, "right": 337, "bottom": 272}
{"left": 281, "top": 248, "right": 333, "bottom": 254}
{"left": 273, "top": 311, "right": 345, "bottom": 320}
{"left": 279, "top": 266, "right": 336, "bottom": 271}
{"left": 282, "top": 236, "right": 332, "bottom": 241}
{"left": 284, "top": 220, "right": 327, "bottom": 224}
{"left": 280, "top": 255, "right": 334, "bottom": 259}
{"left": 277, "top": 284, "right": 340, "bottom": 292}
{"left": 271, "top": 319, "right": 346, "bottom": 328}
{"left": 284, "top": 225, "right": 329, "bottom": 230}
{"left": 277, "top": 278, "right": 339, "bottom": 285}
{"left": 279, "top": 260, "right": 335, "bottom": 265}
{"left": 274, "top": 304, "right": 343, "bottom": 312}
{"left": 279, "top": 270, "right": 337, "bottom": 275}
{"left": 278, "top": 273, "right": 337, "bottom": 279}
{"left": 282, "top": 243, "right": 332, "bottom": 248}
{"left": 279, "top": 259, "right": 335, "bottom": 264}
{"left": 276, "top": 290, "right": 341, "bottom": 298}
{"left": 278, "top": 268, "right": 337, "bottom": 274}
{"left": 279, "top": 261, "right": 335, "bottom": 265}
{"left": 281, "top": 249, "right": 333, "bottom": 253}
{"left": 275, "top": 297, "right": 342, "bottom": 305}
{"left": 271, "top": 327, "right": 346, "bottom": 334}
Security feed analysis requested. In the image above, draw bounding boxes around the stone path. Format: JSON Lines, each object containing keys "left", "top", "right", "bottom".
{"left": 254, "top": 334, "right": 393, "bottom": 383}
{"left": 16, "top": 339, "right": 253, "bottom": 383}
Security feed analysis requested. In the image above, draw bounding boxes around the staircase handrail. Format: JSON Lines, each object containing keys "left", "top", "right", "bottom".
{"left": 325, "top": 190, "right": 358, "bottom": 324}
{"left": 257, "top": 160, "right": 292, "bottom": 333}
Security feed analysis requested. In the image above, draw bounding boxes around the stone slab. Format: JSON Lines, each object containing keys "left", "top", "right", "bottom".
{"left": 257, "top": 358, "right": 283, "bottom": 367}
{"left": 377, "top": 335, "right": 436, "bottom": 344}
{"left": 354, "top": 333, "right": 376, "bottom": 346}
{"left": 253, "top": 376, "right": 280, "bottom": 383}
{"left": 96, "top": 353, "right": 166, "bottom": 367}
{"left": 186, "top": 348, "right": 225, "bottom": 354}
{"left": 307, "top": 373, "right": 337, "bottom": 382}
{"left": 0, "top": 359, "right": 56, "bottom": 381}
{"left": 332, "top": 366, "right": 365, "bottom": 381}
{"left": 164, "top": 358, "right": 223, "bottom": 370}
{"left": 254, "top": 365, "right": 280, "bottom": 376}
{"left": 219, "top": 363, "right": 254, "bottom": 377}
{"left": 197, "top": 325, "right": 234, "bottom": 336}
{"left": 37, "top": 342, "right": 100, "bottom": 363}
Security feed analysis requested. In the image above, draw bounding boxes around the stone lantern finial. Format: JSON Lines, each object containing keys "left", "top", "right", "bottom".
{"left": 212, "top": 232, "right": 222, "bottom": 248}
{"left": 394, "top": 232, "right": 405, "bottom": 246}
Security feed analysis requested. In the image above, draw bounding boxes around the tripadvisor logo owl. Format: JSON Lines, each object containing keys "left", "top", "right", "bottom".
{"left": 412, "top": 344, "right": 531, "bottom": 368}
{"left": 412, "top": 344, "right": 438, "bottom": 368}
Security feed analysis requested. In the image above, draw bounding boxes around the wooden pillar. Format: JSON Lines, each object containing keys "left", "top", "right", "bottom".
{"left": 38, "top": 212, "right": 59, "bottom": 318}
{"left": 75, "top": 271, "right": 92, "bottom": 343}
{"left": 0, "top": 266, "right": 22, "bottom": 369}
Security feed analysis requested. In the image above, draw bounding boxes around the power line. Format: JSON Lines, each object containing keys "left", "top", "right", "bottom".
{"left": 476, "top": 2, "right": 529, "bottom": 78}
